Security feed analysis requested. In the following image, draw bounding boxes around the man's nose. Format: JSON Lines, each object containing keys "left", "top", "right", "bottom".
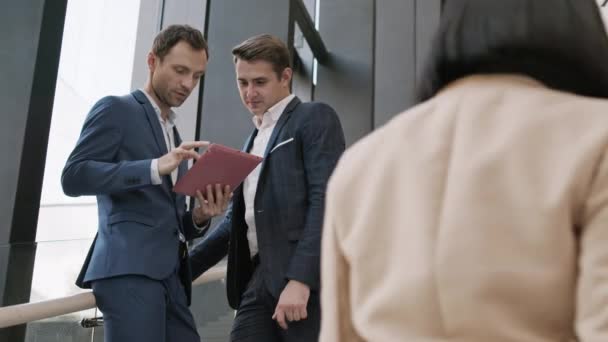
{"left": 181, "top": 77, "right": 196, "bottom": 91}
{"left": 247, "top": 84, "right": 257, "bottom": 97}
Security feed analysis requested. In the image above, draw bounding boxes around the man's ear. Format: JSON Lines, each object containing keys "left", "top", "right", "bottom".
{"left": 281, "top": 67, "right": 293, "bottom": 85}
{"left": 147, "top": 52, "right": 157, "bottom": 72}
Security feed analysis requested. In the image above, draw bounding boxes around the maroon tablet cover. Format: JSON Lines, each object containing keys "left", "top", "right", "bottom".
{"left": 173, "top": 143, "right": 263, "bottom": 197}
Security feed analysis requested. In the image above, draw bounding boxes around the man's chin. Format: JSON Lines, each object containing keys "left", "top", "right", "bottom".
{"left": 247, "top": 107, "right": 262, "bottom": 116}
{"left": 170, "top": 99, "right": 186, "bottom": 108}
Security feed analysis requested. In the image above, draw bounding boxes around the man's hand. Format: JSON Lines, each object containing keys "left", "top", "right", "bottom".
{"left": 272, "top": 280, "right": 310, "bottom": 330}
{"left": 192, "top": 184, "right": 232, "bottom": 225}
{"left": 158, "top": 141, "right": 209, "bottom": 176}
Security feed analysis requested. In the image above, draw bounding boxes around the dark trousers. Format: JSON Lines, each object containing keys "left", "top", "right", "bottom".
{"left": 230, "top": 262, "right": 320, "bottom": 342}
{"left": 91, "top": 271, "right": 200, "bottom": 342}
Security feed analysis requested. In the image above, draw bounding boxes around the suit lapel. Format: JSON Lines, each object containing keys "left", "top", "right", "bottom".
{"left": 242, "top": 129, "right": 258, "bottom": 153}
{"left": 132, "top": 90, "right": 168, "bottom": 156}
{"left": 258, "top": 97, "right": 299, "bottom": 176}
{"left": 132, "top": 90, "right": 173, "bottom": 198}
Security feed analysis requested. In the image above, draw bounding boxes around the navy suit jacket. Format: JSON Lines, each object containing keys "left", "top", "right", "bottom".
{"left": 62, "top": 90, "right": 209, "bottom": 303}
{"left": 189, "top": 97, "right": 345, "bottom": 309}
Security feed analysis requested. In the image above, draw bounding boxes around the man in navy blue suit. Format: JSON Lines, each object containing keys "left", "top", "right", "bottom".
{"left": 189, "top": 34, "right": 346, "bottom": 341}
{"left": 62, "top": 25, "right": 231, "bottom": 342}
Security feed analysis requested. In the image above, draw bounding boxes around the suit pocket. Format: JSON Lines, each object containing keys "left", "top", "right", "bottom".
{"left": 108, "top": 212, "right": 156, "bottom": 227}
{"left": 270, "top": 137, "right": 294, "bottom": 154}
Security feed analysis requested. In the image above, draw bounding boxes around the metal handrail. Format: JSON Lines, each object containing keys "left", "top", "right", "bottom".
{"left": 0, "top": 265, "right": 227, "bottom": 329}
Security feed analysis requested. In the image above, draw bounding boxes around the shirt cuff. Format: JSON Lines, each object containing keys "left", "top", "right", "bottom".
{"left": 150, "top": 159, "right": 162, "bottom": 185}
{"left": 192, "top": 212, "right": 210, "bottom": 231}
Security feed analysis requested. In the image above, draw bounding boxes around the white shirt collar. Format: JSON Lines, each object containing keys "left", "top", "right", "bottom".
{"left": 140, "top": 89, "right": 176, "bottom": 126}
{"left": 252, "top": 94, "right": 295, "bottom": 129}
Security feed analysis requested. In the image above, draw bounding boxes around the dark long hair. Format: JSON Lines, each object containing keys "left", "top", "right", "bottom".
{"left": 417, "top": 0, "right": 608, "bottom": 102}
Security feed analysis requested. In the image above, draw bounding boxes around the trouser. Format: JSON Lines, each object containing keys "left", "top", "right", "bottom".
{"left": 230, "top": 256, "right": 321, "bottom": 342}
{"left": 91, "top": 271, "right": 200, "bottom": 342}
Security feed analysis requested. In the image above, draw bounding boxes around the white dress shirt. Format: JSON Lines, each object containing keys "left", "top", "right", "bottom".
{"left": 243, "top": 94, "right": 295, "bottom": 258}
{"left": 141, "top": 90, "right": 178, "bottom": 185}
{"left": 141, "top": 89, "right": 206, "bottom": 232}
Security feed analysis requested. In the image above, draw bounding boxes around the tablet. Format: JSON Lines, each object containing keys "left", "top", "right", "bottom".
{"left": 173, "top": 143, "right": 263, "bottom": 197}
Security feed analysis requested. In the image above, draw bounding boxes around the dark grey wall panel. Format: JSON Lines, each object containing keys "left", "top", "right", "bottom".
{"left": 374, "top": 0, "right": 416, "bottom": 127}
{"left": 0, "top": 0, "right": 67, "bottom": 339}
{"left": 415, "top": 0, "right": 441, "bottom": 83}
{"left": 315, "top": 0, "right": 374, "bottom": 146}
{"left": 200, "top": 0, "right": 291, "bottom": 149}
{"left": 0, "top": 0, "right": 45, "bottom": 246}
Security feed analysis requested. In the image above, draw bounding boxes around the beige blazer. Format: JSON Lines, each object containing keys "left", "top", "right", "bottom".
{"left": 320, "top": 75, "right": 608, "bottom": 342}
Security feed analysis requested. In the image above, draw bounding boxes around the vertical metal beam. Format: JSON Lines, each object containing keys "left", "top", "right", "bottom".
{"left": 0, "top": 0, "right": 67, "bottom": 340}
{"left": 291, "top": 0, "right": 328, "bottom": 64}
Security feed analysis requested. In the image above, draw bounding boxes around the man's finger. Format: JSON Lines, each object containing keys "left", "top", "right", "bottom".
{"left": 195, "top": 190, "right": 205, "bottom": 204}
{"left": 179, "top": 141, "right": 209, "bottom": 150}
{"left": 206, "top": 184, "right": 215, "bottom": 205}
{"left": 214, "top": 184, "right": 223, "bottom": 204}
{"left": 300, "top": 307, "right": 308, "bottom": 320}
{"left": 285, "top": 309, "right": 294, "bottom": 322}
{"left": 176, "top": 149, "right": 199, "bottom": 160}
{"left": 274, "top": 310, "right": 288, "bottom": 330}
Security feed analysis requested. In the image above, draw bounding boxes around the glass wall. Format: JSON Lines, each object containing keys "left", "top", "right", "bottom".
{"left": 26, "top": 0, "right": 141, "bottom": 339}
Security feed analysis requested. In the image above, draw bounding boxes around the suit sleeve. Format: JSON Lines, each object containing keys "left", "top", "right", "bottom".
{"left": 61, "top": 97, "right": 153, "bottom": 196}
{"left": 576, "top": 149, "right": 608, "bottom": 340}
{"left": 182, "top": 210, "right": 211, "bottom": 241}
{"left": 319, "top": 177, "right": 363, "bottom": 342}
{"left": 189, "top": 202, "right": 233, "bottom": 279}
{"left": 285, "top": 103, "right": 346, "bottom": 290}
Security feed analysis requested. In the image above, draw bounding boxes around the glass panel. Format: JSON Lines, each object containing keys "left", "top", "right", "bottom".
{"left": 38, "top": 0, "right": 141, "bottom": 242}
{"left": 25, "top": 309, "right": 103, "bottom": 342}
{"left": 29, "top": 239, "right": 93, "bottom": 303}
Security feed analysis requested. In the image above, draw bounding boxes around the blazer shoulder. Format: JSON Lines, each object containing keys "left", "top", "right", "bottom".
{"left": 85, "top": 94, "right": 141, "bottom": 127}
{"left": 295, "top": 101, "right": 336, "bottom": 113}
{"left": 91, "top": 94, "right": 136, "bottom": 112}
{"left": 292, "top": 101, "right": 340, "bottom": 123}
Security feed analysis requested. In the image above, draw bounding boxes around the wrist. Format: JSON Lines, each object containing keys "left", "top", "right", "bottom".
{"left": 193, "top": 210, "right": 209, "bottom": 226}
{"left": 288, "top": 279, "right": 310, "bottom": 291}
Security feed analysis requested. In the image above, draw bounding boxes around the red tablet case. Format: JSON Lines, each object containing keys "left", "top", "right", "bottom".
{"left": 173, "top": 143, "right": 263, "bottom": 197}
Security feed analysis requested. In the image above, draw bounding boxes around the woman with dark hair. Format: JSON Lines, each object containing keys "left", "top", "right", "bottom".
{"left": 320, "top": 0, "right": 608, "bottom": 341}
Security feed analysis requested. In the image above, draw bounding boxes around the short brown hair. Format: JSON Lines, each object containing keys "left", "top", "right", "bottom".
{"left": 232, "top": 34, "right": 291, "bottom": 78}
{"left": 152, "top": 24, "right": 208, "bottom": 60}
